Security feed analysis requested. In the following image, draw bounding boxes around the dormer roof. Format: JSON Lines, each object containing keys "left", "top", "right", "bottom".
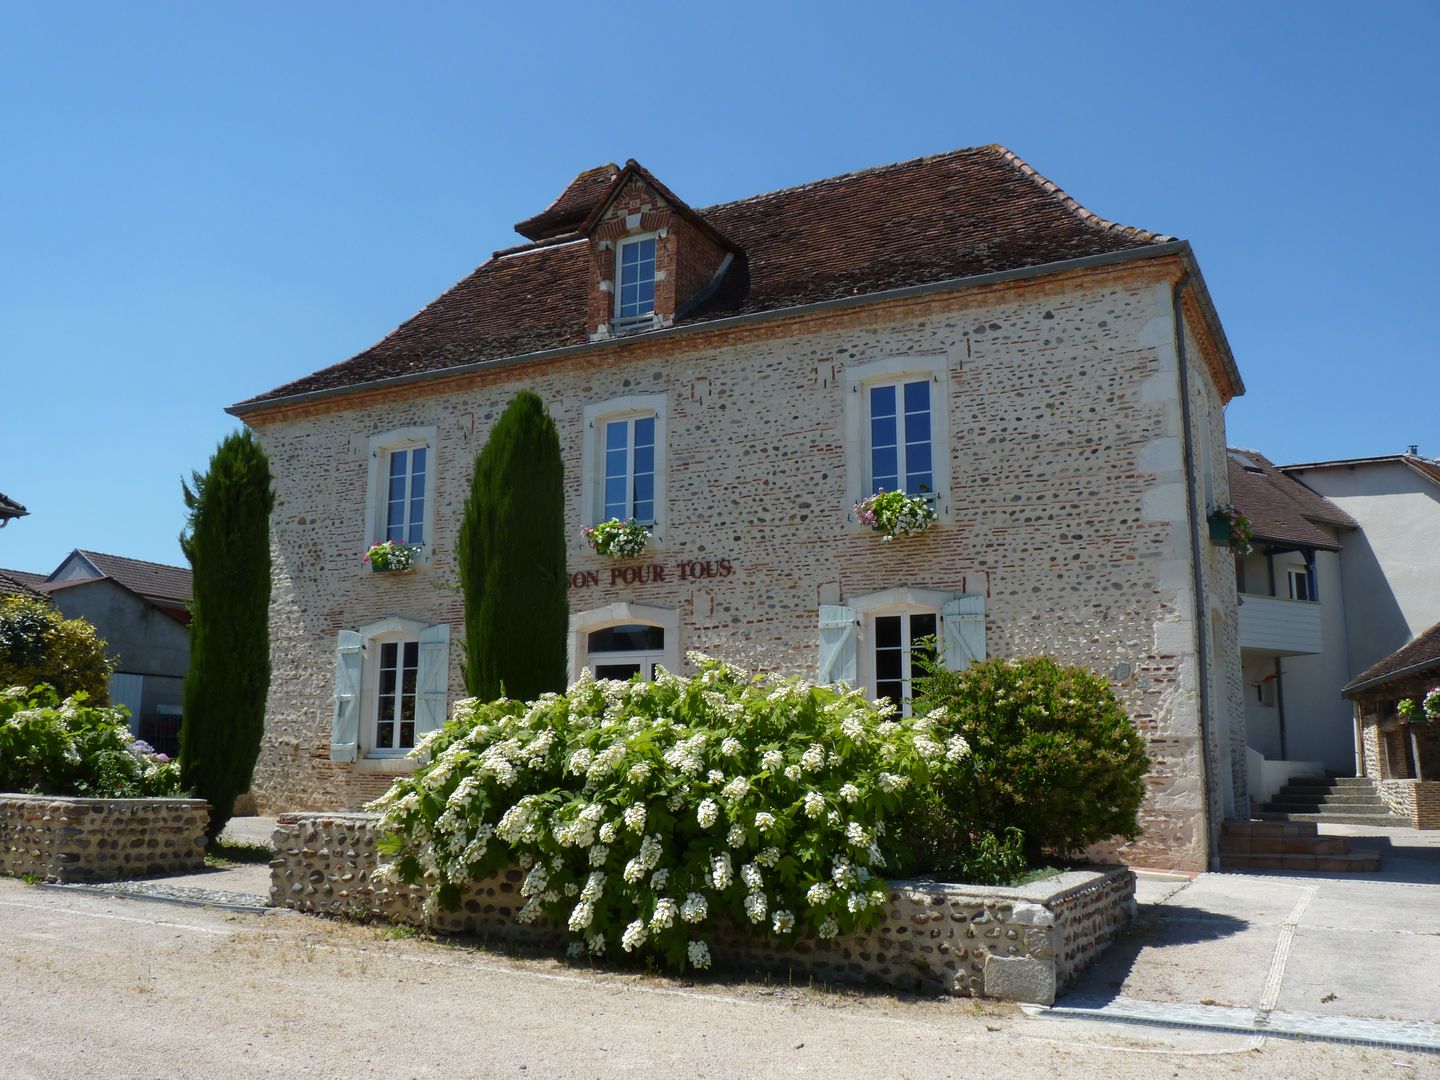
{"left": 513, "top": 164, "right": 621, "bottom": 241}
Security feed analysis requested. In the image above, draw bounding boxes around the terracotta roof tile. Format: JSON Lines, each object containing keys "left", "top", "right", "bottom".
{"left": 240, "top": 145, "right": 1175, "bottom": 407}
{"left": 1226, "top": 449, "right": 1355, "bottom": 551}
{"left": 1344, "top": 620, "right": 1440, "bottom": 695}
{"left": 514, "top": 164, "right": 621, "bottom": 241}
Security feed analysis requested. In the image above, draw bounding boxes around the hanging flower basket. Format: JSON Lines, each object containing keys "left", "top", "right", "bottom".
{"left": 365, "top": 540, "right": 420, "bottom": 573}
{"left": 854, "top": 489, "right": 936, "bottom": 541}
{"left": 1207, "top": 504, "right": 1253, "bottom": 556}
{"left": 1397, "top": 689, "right": 1440, "bottom": 724}
{"left": 584, "top": 518, "right": 652, "bottom": 559}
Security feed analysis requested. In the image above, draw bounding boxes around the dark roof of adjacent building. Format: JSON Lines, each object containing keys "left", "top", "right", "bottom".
{"left": 53, "top": 550, "right": 192, "bottom": 606}
{"left": 1344, "top": 621, "right": 1440, "bottom": 696}
{"left": 1281, "top": 452, "right": 1440, "bottom": 490}
{"left": 0, "top": 492, "right": 28, "bottom": 521}
{"left": 237, "top": 145, "right": 1210, "bottom": 409}
{"left": 0, "top": 567, "right": 48, "bottom": 592}
{"left": 1226, "top": 448, "right": 1356, "bottom": 551}
{"left": 0, "top": 569, "right": 43, "bottom": 599}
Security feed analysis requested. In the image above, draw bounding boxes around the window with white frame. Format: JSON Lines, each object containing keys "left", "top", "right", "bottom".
{"left": 819, "top": 588, "right": 984, "bottom": 715}
{"left": 582, "top": 395, "right": 667, "bottom": 534}
{"left": 1286, "top": 567, "right": 1313, "bottom": 602}
{"left": 330, "top": 617, "right": 450, "bottom": 766}
{"left": 568, "top": 603, "right": 680, "bottom": 684}
{"left": 615, "top": 235, "right": 657, "bottom": 321}
{"left": 365, "top": 426, "right": 437, "bottom": 556}
{"left": 843, "top": 356, "right": 950, "bottom": 518}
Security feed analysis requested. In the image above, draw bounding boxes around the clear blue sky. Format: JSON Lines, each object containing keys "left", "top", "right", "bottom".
{"left": 3, "top": 1, "right": 1436, "bottom": 574}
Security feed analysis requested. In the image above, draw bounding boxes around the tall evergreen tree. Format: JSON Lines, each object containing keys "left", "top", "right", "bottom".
{"left": 458, "top": 390, "right": 568, "bottom": 701}
{"left": 179, "top": 429, "right": 275, "bottom": 840}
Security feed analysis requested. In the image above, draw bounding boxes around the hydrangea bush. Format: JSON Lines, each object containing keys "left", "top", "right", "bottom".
{"left": 0, "top": 685, "right": 186, "bottom": 798}
{"left": 370, "top": 655, "right": 969, "bottom": 971}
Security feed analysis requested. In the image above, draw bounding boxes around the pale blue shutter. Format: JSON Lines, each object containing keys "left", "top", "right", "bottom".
{"left": 415, "top": 622, "right": 451, "bottom": 739}
{"left": 941, "top": 595, "right": 985, "bottom": 672}
{"left": 818, "top": 605, "right": 858, "bottom": 686}
{"left": 330, "top": 630, "right": 363, "bottom": 762}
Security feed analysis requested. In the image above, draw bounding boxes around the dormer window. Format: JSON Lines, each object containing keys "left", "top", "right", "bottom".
{"left": 615, "top": 235, "right": 657, "bottom": 321}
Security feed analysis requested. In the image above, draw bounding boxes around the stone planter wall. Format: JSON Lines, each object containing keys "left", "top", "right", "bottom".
{"left": 0, "top": 795, "right": 210, "bottom": 883}
{"left": 272, "top": 812, "right": 1135, "bottom": 1004}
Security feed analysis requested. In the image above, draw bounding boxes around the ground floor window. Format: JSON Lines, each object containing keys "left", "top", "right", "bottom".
{"left": 331, "top": 618, "right": 450, "bottom": 765}
{"left": 373, "top": 637, "right": 419, "bottom": 752}
{"left": 872, "top": 611, "right": 936, "bottom": 715}
{"left": 587, "top": 623, "right": 665, "bottom": 681}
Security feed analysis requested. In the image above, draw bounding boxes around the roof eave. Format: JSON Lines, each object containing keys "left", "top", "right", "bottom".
{"left": 1343, "top": 655, "right": 1440, "bottom": 697}
{"left": 229, "top": 239, "right": 1196, "bottom": 419}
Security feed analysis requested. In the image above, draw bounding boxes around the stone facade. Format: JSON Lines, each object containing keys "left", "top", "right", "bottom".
{"left": 0, "top": 795, "right": 209, "bottom": 882}
{"left": 271, "top": 813, "right": 1135, "bottom": 1005}
{"left": 243, "top": 252, "right": 1245, "bottom": 872}
{"left": 1353, "top": 679, "right": 1439, "bottom": 829}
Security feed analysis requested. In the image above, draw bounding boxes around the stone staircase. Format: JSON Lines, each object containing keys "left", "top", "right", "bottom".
{"left": 1254, "top": 776, "right": 1410, "bottom": 827}
{"left": 1218, "top": 820, "right": 1380, "bottom": 873}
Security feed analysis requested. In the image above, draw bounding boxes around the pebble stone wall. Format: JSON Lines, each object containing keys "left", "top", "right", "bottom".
{"left": 0, "top": 795, "right": 210, "bottom": 883}
{"left": 271, "top": 813, "right": 1135, "bottom": 1005}
{"left": 245, "top": 255, "right": 1246, "bottom": 870}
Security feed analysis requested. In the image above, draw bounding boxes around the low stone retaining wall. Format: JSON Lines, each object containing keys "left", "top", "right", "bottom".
{"left": 0, "top": 794, "right": 210, "bottom": 883}
{"left": 272, "top": 812, "right": 1135, "bottom": 1004}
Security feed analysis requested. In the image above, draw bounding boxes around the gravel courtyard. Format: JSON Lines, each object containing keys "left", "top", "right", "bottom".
{"left": 1, "top": 875, "right": 1431, "bottom": 1080}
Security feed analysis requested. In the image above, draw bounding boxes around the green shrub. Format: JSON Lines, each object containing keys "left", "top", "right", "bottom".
{"left": 915, "top": 656, "right": 1148, "bottom": 864}
{"left": 180, "top": 428, "right": 275, "bottom": 840}
{"left": 458, "top": 390, "right": 567, "bottom": 701}
{"left": 0, "top": 595, "right": 113, "bottom": 703}
{"left": 0, "top": 685, "right": 186, "bottom": 798}
{"left": 371, "top": 656, "right": 969, "bottom": 972}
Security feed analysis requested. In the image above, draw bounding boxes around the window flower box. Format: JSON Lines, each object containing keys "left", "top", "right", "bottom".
{"left": 1397, "top": 689, "right": 1440, "bottom": 724}
{"left": 584, "top": 518, "right": 652, "bottom": 559}
{"left": 365, "top": 541, "right": 421, "bottom": 573}
{"left": 854, "top": 489, "right": 936, "bottom": 541}
{"left": 1206, "top": 504, "right": 1253, "bottom": 556}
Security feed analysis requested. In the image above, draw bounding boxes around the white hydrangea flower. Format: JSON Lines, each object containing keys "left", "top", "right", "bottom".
{"left": 721, "top": 737, "right": 741, "bottom": 757}
{"left": 696, "top": 799, "right": 719, "bottom": 829}
{"left": 711, "top": 852, "right": 733, "bottom": 890}
{"left": 650, "top": 897, "right": 678, "bottom": 930}
{"left": 846, "top": 891, "right": 866, "bottom": 914}
{"left": 707, "top": 769, "right": 726, "bottom": 785}
{"left": 756, "top": 846, "right": 780, "bottom": 868}
{"left": 687, "top": 940, "right": 712, "bottom": 970}
{"left": 564, "top": 882, "right": 579, "bottom": 897}
{"left": 806, "top": 882, "right": 832, "bottom": 906}
{"left": 827, "top": 810, "right": 841, "bottom": 826}
{"left": 568, "top": 900, "right": 594, "bottom": 931}
{"left": 637, "top": 834, "right": 664, "bottom": 870}
{"left": 800, "top": 743, "right": 826, "bottom": 771}
{"left": 879, "top": 772, "right": 907, "bottom": 792}
{"left": 628, "top": 762, "right": 651, "bottom": 783}
{"left": 839, "top": 783, "right": 860, "bottom": 803}
{"left": 581, "top": 871, "right": 605, "bottom": 902}
{"left": 599, "top": 822, "right": 617, "bottom": 844}
{"left": 913, "top": 736, "right": 942, "bottom": 760}
{"left": 783, "top": 764, "right": 802, "bottom": 782}
{"left": 754, "top": 811, "right": 775, "bottom": 833}
{"left": 740, "top": 863, "right": 763, "bottom": 890}
{"left": 650, "top": 867, "right": 670, "bottom": 891}
{"left": 761, "top": 749, "right": 783, "bottom": 771}
{"left": 566, "top": 940, "right": 584, "bottom": 959}
{"left": 727, "top": 824, "right": 746, "bottom": 848}
{"left": 588, "top": 844, "right": 609, "bottom": 867}
{"left": 721, "top": 776, "right": 750, "bottom": 802}
{"left": 621, "top": 919, "right": 648, "bottom": 952}
{"left": 624, "top": 803, "right": 647, "bottom": 833}
{"left": 743, "top": 891, "right": 768, "bottom": 924}
{"left": 945, "top": 735, "right": 972, "bottom": 762}
{"left": 876, "top": 720, "right": 900, "bottom": 738}
{"left": 867, "top": 841, "right": 886, "bottom": 868}
{"left": 568, "top": 748, "right": 594, "bottom": 775}
{"left": 772, "top": 909, "right": 795, "bottom": 934}
{"left": 587, "top": 933, "right": 606, "bottom": 956}
{"left": 803, "top": 791, "right": 825, "bottom": 818}
{"left": 515, "top": 897, "right": 545, "bottom": 924}
{"left": 832, "top": 857, "right": 854, "bottom": 887}
{"left": 840, "top": 716, "right": 864, "bottom": 742}
{"left": 681, "top": 892, "right": 709, "bottom": 923}
{"left": 846, "top": 822, "right": 869, "bottom": 847}
{"left": 817, "top": 915, "right": 840, "bottom": 939}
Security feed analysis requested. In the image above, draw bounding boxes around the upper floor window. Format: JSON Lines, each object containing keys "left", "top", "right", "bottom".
{"left": 582, "top": 395, "right": 668, "bottom": 538}
{"left": 1286, "top": 566, "right": 1313, "bottom": 602}
{"left": 365, "top": 426, "right": 437, "bottom": 559}
{"left": 604, "top": 414, "right": 656, "bottom": 524}
{"left": 868, "top": 378, "right": 933, "bottom": 498}
{"left": 616, "top": 235, "right": 657, "bottom": 321}
{"left": 843, "top": 356, "right": 950, "bottom": 522}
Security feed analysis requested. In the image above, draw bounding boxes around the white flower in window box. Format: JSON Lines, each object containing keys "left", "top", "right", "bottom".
{"left": 364, "top": 540, "right": 421, "bottom": 573}
{"left": 853, "top": 489, "right": 936, "bottom": 541}
{"left": 583, "top": 517, "right": 652, "bottom": 559}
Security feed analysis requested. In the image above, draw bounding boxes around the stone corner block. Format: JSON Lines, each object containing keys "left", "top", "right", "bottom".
{"left": 982, "top": 955, "right": 1056, "bottom": 1006}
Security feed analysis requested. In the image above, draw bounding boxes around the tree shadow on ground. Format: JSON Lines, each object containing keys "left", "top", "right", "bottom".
{"left": 1058, "top": 903, "right": 1248, "bottom": 1006}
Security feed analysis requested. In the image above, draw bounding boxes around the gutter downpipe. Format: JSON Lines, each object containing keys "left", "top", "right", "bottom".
{"left": 1173, "top": 270, "right": 1224, "bottom": 870}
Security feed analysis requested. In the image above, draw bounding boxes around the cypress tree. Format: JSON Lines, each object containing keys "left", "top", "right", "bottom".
{"left": 179, "top": 429, "right": 275, "bottom": 841}
{"left": 458, "top": 390, "right": 568, "bottom": 701}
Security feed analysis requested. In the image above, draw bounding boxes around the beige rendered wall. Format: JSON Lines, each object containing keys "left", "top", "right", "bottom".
{"left": 246, "top": 259, "right": 1231, "bottom": 870}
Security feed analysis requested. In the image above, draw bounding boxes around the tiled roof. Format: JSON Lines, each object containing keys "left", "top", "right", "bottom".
{"left": 514, "top": 164, "right": 620, "bottom": 241}
{"left": 0, "top": 567, "right": 47, "bottom": 592}
{"left": 1225, "top": 449, "right": 1355, "bottom": 551}
{"left": 67, "top": 550, "right": 192, "bottom": 605}
{"left": 0, "top": 491, "right": 27, "bottom": 520}
{"left": 1281, "top": 453, "right": 1440, "bottom": 490}
{"left": 239, "top": 146, "right": 1179, "bottom": 407}
{"left": 0, "top": 569, "right": 43, "bottom": 599}
{"left": 1344, "top": 621, "right": 1440, "bottom": 695}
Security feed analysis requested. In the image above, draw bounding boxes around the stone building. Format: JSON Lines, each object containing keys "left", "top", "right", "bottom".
{"left": 229, "top": 147, "right": 1248, "bottom": 871}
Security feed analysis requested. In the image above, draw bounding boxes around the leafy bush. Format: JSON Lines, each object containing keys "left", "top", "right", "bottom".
{"left": 370, "top": 656, "right": 970, "bottom": 971}
{"left": 0, "top": 595, "right": 113, "bottom": 703}
{"left": 0, "top": 685, "right": 186, "bottom": 798}
{"left": 915, "top": 656, "right": 1148, "bottom": 865}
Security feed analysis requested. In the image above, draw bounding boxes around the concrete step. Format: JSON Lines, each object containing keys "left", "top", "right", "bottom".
{"left": 1266, "top": 793, "right": 1389, "bottom": 807}
{"left": 1253, "top": 810, "right": 1412, "bottom": 826}
{"left": 1220, "top": 851, "right": 1382, "bottom": 873}
{"left": 1219, "top": 834, "right": 1350, "bottom": 856}
{"left": 1263, "top": 799, "right": 1390, "bottom": 813}
{"left": 1220, "top": 819, "right": 1318, "bottom": 837}
{"left": 1277, "top": 777, "right": 1381, "bottom": 792}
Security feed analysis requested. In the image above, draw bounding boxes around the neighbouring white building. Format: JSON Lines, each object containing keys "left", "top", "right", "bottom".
{"left": 229, "top": 147, "right": 1250, "bottom": 871}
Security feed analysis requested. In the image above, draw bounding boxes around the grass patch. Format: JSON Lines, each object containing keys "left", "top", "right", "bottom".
{"left": 205, "top": 838, "right": 273, "bottom": 868}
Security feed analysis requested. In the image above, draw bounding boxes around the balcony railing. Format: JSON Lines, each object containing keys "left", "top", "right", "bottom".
{"left": 1237, "top": 593, "right": 1323, "bottom": 656}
